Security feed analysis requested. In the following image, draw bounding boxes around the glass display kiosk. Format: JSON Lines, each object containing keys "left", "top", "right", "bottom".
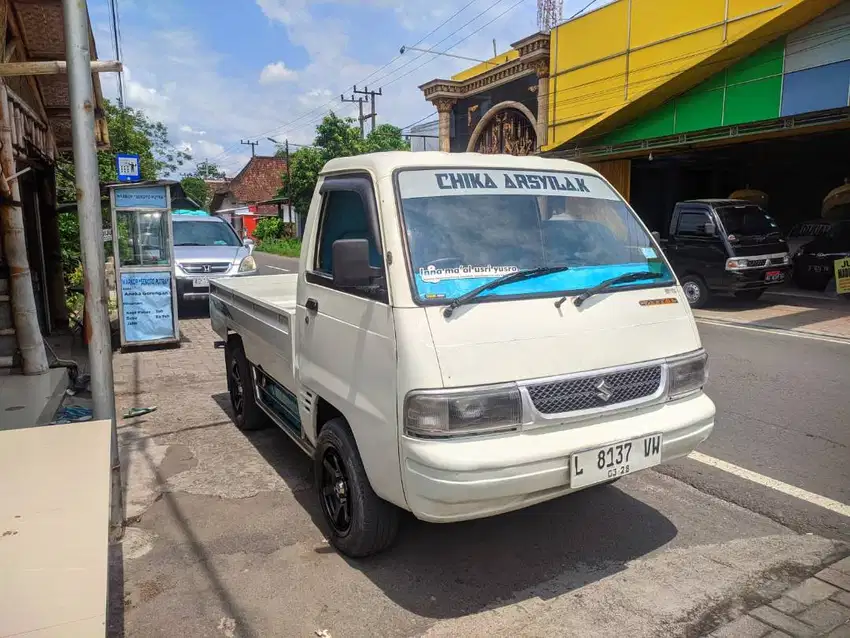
{"left": 108, "top": 182, "right": 180, "bottom": 347}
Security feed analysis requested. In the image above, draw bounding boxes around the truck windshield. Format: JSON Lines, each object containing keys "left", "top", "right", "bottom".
{"left": 173, "top": 220, "right": 241, "bottom": 247}
{"left": 397, "top": 169, "right": 673, "bottom": 302}
{"left": 715, "top": 205, "right": 779, "bottom": 236}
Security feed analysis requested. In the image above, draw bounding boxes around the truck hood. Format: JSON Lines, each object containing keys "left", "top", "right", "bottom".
{"left": 728, "top": 237, "right": 788, "bottom": 257}
{"left": 424, "top": 286, "right": 701, "bottom": 387}
{"left": 174, "top": 244, "right": 248, "bottom": 265}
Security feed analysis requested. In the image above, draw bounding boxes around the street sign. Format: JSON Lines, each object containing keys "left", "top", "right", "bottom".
{"left": 116, "top": 153, "right": 141, "bottom": 182}
{"left": 834, "top": 257, "right": 850, "bottom": 295}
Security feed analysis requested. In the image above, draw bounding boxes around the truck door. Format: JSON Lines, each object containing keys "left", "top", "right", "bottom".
{"left": 670, "top": 207, "right": 727, "bottom": 287}
{"left": 297, "top": 175, "right": 402, "bottom": 505}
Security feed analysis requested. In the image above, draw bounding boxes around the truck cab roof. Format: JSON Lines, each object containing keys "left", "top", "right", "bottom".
{"left": 320, "top": 151, "right": 601, "bottom": 180}
{"left": 679, "top": 199, "right": 755, "bottom": 207}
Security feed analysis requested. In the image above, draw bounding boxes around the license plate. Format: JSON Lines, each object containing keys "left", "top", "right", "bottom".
{"left": 764, "top": 270, "right": 784, "bottom": 283}
{"left": 192, "top": 277, "right": 209, "bottom": 288}
{"left": 570, "top": 434, "right": 662, "bottom": 489}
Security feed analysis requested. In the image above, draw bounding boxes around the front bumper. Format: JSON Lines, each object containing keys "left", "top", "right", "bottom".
{"left": 719, "top": 266, "right": 790, "bottom": 291}
{"left": 176, "top": 271, "right": 257, "bottom": 300}
{"left": 401, "top": 392, "right": 715, "bottom": 523}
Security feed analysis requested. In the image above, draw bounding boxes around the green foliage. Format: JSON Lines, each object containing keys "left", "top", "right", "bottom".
{"left": 56, "top": 99, "right": 191, "bottom": 203}
{"left": 180, "top": 176, "right": 209, "bottom": 209}
{"left": 256, "top": 238, "right": 302, "bottom": 258}
{"left": 277, "top": 112, "right": 410, "bottom": 218}
{"left": 248, "top": 217, "right": 295, "bottom": 244}
{"left": 193, "top": 161, "right": 226, "bottom": 180}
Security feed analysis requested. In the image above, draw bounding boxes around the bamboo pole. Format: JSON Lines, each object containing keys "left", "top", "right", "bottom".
{"left": 0, "top": 83, "right": 48, "bottom": 374}
{"left": 0, "top": 60, "right": 121, "bottom": 76}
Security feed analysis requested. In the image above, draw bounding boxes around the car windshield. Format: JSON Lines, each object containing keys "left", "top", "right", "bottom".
{"left": 397, "top": 168, "right": 674, "bottom": 302}
{"left": 715, "top": 204, "right": 779, "bottom": 236}
{"left": 173, "top": 219, "right": 241, "bottom": 247}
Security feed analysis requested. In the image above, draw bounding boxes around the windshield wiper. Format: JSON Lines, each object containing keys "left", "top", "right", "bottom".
{"left": 557, "top": 271, "right": 665, "bottom": 309}
{"left": 442, "top": 266, "right": 570, "bottom": 318}
{"left": 174, "top": 242, "right": 205, "bottom": 246}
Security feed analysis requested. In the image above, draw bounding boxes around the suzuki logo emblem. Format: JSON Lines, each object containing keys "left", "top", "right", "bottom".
{"left": 594, "top": 378, "right": 613, "bottom": 402}
{"left": 202, "top": 264, "right": 211, "bottom": 273}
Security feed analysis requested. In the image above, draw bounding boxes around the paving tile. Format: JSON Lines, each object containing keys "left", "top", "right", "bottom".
{"left": 771, "top": 596, "right": 809, "bottom": 616}
{"left": 830, "top": 557, "right": 850, "bottom": 576}
{"left": 797, "top": 600, "right": 850, "bottom": 634}
{"left": 750, "top": 606, "right": 817, "bottom": 638}
{"left": 831, "top": 591, "right": 850, "bottom": 608}
{"left": 826, "top": 622, "right": 850, "bottom": 638}
{"left": 764, "top": 631, "right": 792, "bottom": 638}
{"left": 787, "top": 578, "right": 840, "bottom": 605}
{"left": 711, "top": 614, "right": 773, "bottom": 638}
{"left": 819, "top": 569, "right": 850, "bottom": 593}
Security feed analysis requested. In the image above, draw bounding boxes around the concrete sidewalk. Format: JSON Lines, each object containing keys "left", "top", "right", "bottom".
{"left": 695, "top": 293, "right": 850, "bottom": 341}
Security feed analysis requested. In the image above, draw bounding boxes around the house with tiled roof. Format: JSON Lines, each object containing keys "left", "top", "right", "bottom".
{"left": 210, "top": 156, "right": 286, "bottom": 216}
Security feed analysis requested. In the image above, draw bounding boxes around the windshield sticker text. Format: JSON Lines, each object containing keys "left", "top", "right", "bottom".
{"left": 435, "top": 172, "right": 590, "bottom": 193}
{"left": 418, "top": 264, "right": 519, "bottom": 283}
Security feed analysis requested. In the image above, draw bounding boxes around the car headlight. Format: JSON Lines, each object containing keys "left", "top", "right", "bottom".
{"left": 237, "top": 255, "right": 257, "bottom": 273}
{"left": 404, "top": 384, "right": 522, "bottom": 438}
{"left": 667, "top": 350, "right": 708, "bottom": 400}
{"left": 725, "top": 258, "right": 749, "bottom": 271}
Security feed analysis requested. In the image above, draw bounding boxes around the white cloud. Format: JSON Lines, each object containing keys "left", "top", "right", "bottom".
{"left": 259, "top": 61, "right": 298, "bottom": 84}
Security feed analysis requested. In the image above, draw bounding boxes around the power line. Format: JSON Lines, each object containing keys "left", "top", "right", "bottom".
{"left": 340, "top": 93, "right": 368, "bottom": 138}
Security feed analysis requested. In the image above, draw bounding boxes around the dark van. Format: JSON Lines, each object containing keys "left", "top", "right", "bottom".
{"left": 661, "top": 199, "right": 790, "bottom": 308}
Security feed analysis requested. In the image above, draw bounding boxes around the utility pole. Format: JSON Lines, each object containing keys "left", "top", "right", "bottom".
{"left": 240, "top": 139, "right": 258, "bottom": 156}
{"left": 353, "top": 85, "right": 382, "bottom": 134}
{"left": 62, "top": 0, "right": 123, "bottom": 536}
{"left": 340, "top": 93, "right": 367, "bottom": 138}
{"left": 282, "top": 140, "right": 291, "bottom": 223}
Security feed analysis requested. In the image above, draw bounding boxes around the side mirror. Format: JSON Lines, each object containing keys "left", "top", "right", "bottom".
{"left": 332, "top": 239, "right": 377, "bottom": 288}
{"left": 651, "top": 231, "right": 661, "bottom": 243}
{"left": 703, "top": 221, "right": 716, "bottom": 236}
{"left": 243, "top": 237, "right": 255, "bottom": 252}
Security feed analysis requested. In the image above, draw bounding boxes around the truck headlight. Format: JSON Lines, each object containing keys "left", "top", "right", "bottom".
{"left": 237, "top": 255, "right": 257, "bottom": 273}
{"left": 404, "top": 384, "right": 522, "bottom": 437}
{"left": 667, "top": 350, "right": 708, "bottom": 400}
{"left": 725, "top": 258, "right": 748, "bottom": 271}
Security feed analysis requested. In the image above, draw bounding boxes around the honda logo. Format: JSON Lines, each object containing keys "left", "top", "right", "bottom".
{"left": 202, "top": 264, "right": 211, "bottom": 273}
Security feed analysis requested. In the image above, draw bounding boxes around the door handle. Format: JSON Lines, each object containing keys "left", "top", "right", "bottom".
{"left": 305, "top": 298, "right": 319, "bottom": 313}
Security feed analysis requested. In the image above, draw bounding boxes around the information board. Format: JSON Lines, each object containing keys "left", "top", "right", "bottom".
{"left": 114, "top": 185, "right": 168, "bottom": 209}
{"left": 835, "top": 257, "right": 850, "bottom": 295}
{"left": 120, "top": 272, "right": 175, "bottom": 342}
{"left": 116, "top": 153, "right": 141, "bottom": 182}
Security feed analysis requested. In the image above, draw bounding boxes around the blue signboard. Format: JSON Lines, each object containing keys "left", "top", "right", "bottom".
{"left": 120, "top": 272, "right": 175, "bottom": 342}
{"left": 116, "top": 153, "right": 141, "bottom": 182}
{"left": 114, "top": 185, "right": 168, "bottom": 209}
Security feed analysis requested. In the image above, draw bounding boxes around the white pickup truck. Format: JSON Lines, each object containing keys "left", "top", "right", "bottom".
{"left": 210, "top": 152, "right": 715, "bottom": 557}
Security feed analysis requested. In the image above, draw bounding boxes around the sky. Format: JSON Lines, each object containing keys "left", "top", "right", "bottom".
{"left": 87, "top": 0, "right": 602, "bottom": 176}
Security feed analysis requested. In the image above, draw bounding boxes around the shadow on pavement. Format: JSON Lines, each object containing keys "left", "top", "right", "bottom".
{"left": 213, "top": 392, "right": 680, "bottom": 620}
{"left": 177, "top": 299, "right": 210, "bottom": 320}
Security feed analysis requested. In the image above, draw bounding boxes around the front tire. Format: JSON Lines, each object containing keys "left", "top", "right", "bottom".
{"left": 734, "top": 288, "right": 765, "bottom": 302}
{"left": 315, "top": 418, "right": 399, "bottom": 557}
{"left": 225, "top": 338, "right": 269, "bottom": 431}
{"left": 681, "top": 275, "right": 710, "bottom": 309}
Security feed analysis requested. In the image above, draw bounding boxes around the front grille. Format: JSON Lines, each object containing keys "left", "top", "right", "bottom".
{"left": 747, "top": 259, "right": 767, "bottom": 267}
{"left": 767, "top": 256, "right": 786, "bottom": 266}
{"left": 180, "top": 262, "right": 231, "bottom": 274}
{"left": 527, "top": 365, "right": 663, "bottom": 414}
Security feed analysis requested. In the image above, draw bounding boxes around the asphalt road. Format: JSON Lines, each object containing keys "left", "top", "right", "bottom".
{"left": 663, "top": 320, "right": 850, "bottom": 541}
{"left": 253, "top": 250, "right": 299, "bottom": 275}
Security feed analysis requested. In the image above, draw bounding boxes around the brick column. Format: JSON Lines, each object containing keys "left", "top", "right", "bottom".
{"left": 432, "top": 98, "right": 456, "bottom": 153}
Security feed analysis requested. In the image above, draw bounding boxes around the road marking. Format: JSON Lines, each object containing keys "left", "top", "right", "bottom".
{"left": 695, "top": 318, "right": 850, "bottom": 345}
{"left": 263, "top": 265, "right": 291, "bottom": 272}
{"left": 689, "top": 451, "right": 850, "bottom": 518}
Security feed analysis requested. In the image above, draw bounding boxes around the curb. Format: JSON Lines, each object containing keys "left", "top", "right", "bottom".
{"left": 693, "top": 316, "right": 850, "bottom": 344}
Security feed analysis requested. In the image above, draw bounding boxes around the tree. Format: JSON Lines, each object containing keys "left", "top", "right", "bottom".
{"left": 179, "top": 161, "right": 226, "bottom": 210}
{"left": 179, "top": 176, "right": 209, "bottom": 209}
{"left": 277, "top": 112, "right": 409, "bottom": 217}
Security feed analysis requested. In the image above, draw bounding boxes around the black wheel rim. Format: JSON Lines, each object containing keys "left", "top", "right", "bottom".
{"left": 320, "top": 449, "right": 352, "bottom": 535}
{"left": 229, "top": 356, "right": 244, "bottom": 416}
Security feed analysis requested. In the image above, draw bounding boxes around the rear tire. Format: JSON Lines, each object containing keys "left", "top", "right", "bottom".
{"left": 680, "top": 275, "right": 710, "bottom": 309}
{"left": 225, "top": 338, "right": 269, "bottom": 431}
{"left": 734, "top": 288, "right": 765, "bottom": 302}
{"left": 315, "top": 418, "right": 399, "bottom": 557}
